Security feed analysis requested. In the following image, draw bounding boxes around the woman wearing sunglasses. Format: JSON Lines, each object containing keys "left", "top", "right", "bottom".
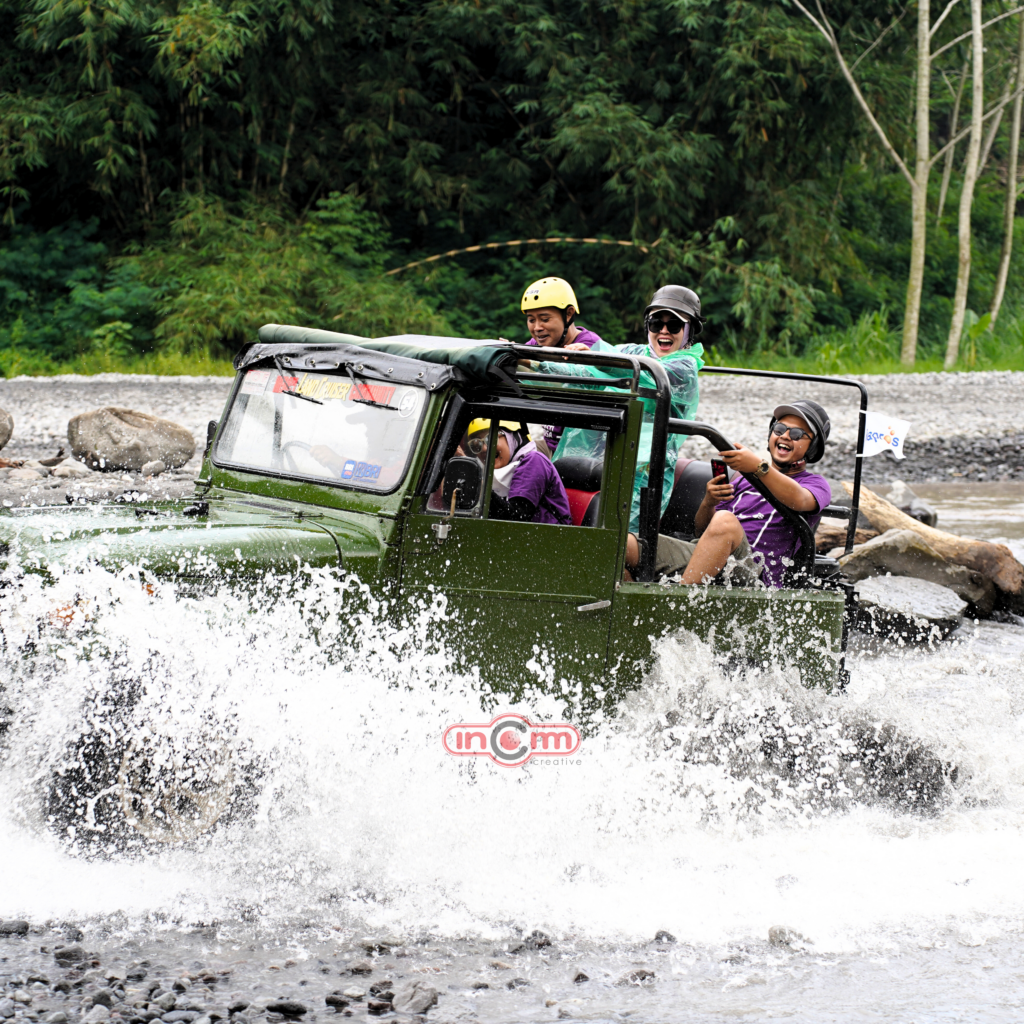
{"left": 541, "top": 285, "right": 706, "bottom": 534}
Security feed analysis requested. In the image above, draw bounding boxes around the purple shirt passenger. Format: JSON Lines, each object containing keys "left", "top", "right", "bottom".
{"left": 525, "top": 327, "right": 603, "bottom": 451}
{"left": 502, "top": 445, "right": 572, "bottom": 525}
{"left": 716, "top": 471, "right": 831, "bottom": 587}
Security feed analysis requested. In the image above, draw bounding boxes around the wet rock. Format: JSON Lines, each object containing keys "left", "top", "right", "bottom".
{"left": 53, "top": 947, "right": 87, "bottom": 968}
{"left": 154, "top": 994, "right": 177, "bottom": 1012}
{"left": 887, "top": 480, "right": 938, "bottom": 527}
{"left": 0, "top": 409, "right": 13, "bottom": 450}
{"left": 84, "top": 1007, "right": 110, "bottom": 1024}
{"left": 557, "top": 1010, "right": 574, "bottom": 1020}
{"left": 572, "top": 971, "right": 589, "bottom": 984}
{"left": 615, "top": 969, "right": 655, "bottom": 986}
{"left": 469, "top": 982, "right": 489, "bottom": 990}
{"left": 51, "top": 459, "right": 93, "bottom": 479}
{"left": 9, "top": 467, "right": 45, "bottom": 481}
{"left": 366, "top": 984, "right": 392, "bottom": 1000}
{"left": 0, "top": 1000, "right": 13, "bottom": 1019}
{"left": 161, "top": 1012, "right": 199, "bottom": 1023}
{"left": 226, "top": 1005, "right": 249, "bottom": 1015}
{"left": 51, "top": 983, "right": 72, "bottom": 996}
{"left": 345, "top": 961, "right": 372, "bottom": 976}
{"left": 840, "top": 529, "right": 996, "bottom": 617}
{"left": 27, "top": 977, "right": 50, "bottom": 987}
{"left": 0, "top": 920, "right": 30, "bottom": 936}
{"left": 68, "top": 408, "right": 196, "bottom": 472}
{"left": 11, "top": 991, "right": 31, "bottom": 1005}
{"left": 505, "top": 978, "right": 530, "bottom": 990}
{"left": 524, "top": 930, "right": 551, "bottom": 950}
{"left": 323, "top": 995, "right": 348, "bottom": 1011}
{"left": 90, "top": 990, "right": 116, "bottom": 1008}
{"left": 653, "top": 930, "right": 676, "bottom": 944}
{"left": 262, "top": 1004, "right": 305, "bottom": 1019}
{"left": 365, "top": 1002, "right": 391, "bottom": 1016}
{"left": 171, "top": 980, "right": 191, "bottom": 994}
{"left": 768, "top": 925, "right": 811, "bottom": 949}
{"left": 204, "top": 1009, "right": 228, "bottom": 1021}
{"left": 125, "top": 970, "right": 148, "bottom": 984}
{"left": 43, "top": 1013, "right": 67, "bottom": 1023}
{"left": 390, "top": 981, "right": 438, "bottom": 1015}
{"left": 855, "top": 576, "right": 967, "bottom": 641}
{"left": 339, "top": 989, "right": 364, "bottom": 1002}
{"left": 62, "top": 928, "right": 85, "bottom": 944}
{"left": 489, "top": 961, "right": 512, "bottom": 971}
{"left": 357, "top": 937, "right": 401, "bottom": 955}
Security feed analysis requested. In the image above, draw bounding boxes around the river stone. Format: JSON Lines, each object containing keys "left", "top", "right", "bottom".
{"left": 855, "top": 576, "right": 967, "bottom": 641}
{"left": 840, "top": 529, "right": 996, "bottom": 616}
{"left": 262, "top": 1004, "right": 305, "bottom": 1018}
{"left": 90, "top": 990, "right": 115, "bottom": 1008}
{"left": 391, "top": 981, "right": 438, "bottom": 1015}
{"left": 84, "top": 1007, "right": 110, "bottom": 1024}
{"left": 0, "top": 409, "right": 12, "bottom": 451}
{"left": 768, "top": 925, "right": 810, "bottom": 948}
{"left": 887, "top": 480, "right": 938, "bottom": 527}
{"left": 0, "top": 1000, "right": 13, "bottom": 1019}
{"left": 0, "top": 919, "right": 30, "bottom": 935}
{"left": 68, "top": 408, "right": 196, "bottom": 472}
{"left": 323, "top": 995, "right": 348, "bottom": 1010}
{"left": 53, "top": 946, "right": 87, "bottom": 967}
{"left": 9, "top": 467, "right": 45, "bottom": 481}
{"left": 140, "top": 460, "right": 166, "bottom": 477}
{"left": 154, "top": 994, "right": 176, "bottom": 1012}
{"left": 44, "top": 1013, "right": 68, "bottom": 1023}
{"left": 161, "top": 1011, "right": 199, "bottom": 1023}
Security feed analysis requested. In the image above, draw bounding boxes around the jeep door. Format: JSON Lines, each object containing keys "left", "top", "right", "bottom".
{"left": 399, "top": 394, "right": 641, "bottom": 708}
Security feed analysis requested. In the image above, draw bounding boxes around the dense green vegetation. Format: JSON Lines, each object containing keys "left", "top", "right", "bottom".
{"left": 1, "top": 0, "right": 1023, "bottom": 376}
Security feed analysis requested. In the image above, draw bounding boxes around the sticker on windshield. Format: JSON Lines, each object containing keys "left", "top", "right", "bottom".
{"left": 398, "top": 390, "right": 418, "bottom": 417}
{"left": 292, "top": 373, "right": 397, "bottom": 406}
{"left": 240, "top": 369, "right": 271, "bottom": 395}
{"left": 340, "top": 460, "right": 381, "bottom": 481}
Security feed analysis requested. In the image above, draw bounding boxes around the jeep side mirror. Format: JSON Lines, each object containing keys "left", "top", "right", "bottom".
{"left": 442, "top": 456, "right": 482, "bottom": 512}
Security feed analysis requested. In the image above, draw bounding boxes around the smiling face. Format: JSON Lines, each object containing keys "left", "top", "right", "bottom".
{"left": 526, "top": 306, "right": 572, "bottom": 347}
{"left": 769, "top": 414, "right": 813, "bottom": 468}
{"left": 646, "top": 312, "right": 690, "bottom": 358}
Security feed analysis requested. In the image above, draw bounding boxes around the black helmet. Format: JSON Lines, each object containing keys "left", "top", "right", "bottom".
{"left": 770, "top": 400, "right": 831, "bottom": 464}
{"left": 643, "top": 285, "right": 706, "bottom": 336}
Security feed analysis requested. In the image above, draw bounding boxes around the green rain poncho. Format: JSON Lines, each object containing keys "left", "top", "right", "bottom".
{"left": 540, "top": 340, "right": 704, "bottom": 532}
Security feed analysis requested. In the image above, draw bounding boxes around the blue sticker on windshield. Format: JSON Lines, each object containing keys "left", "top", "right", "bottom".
{"left": 353, "top": 461, "right": 382, "bottom": 481}
{"left": 341, "top": 460, "right": 356, "bottom": 479}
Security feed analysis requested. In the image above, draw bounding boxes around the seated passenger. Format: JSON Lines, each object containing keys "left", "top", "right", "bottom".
{"left": 467, "top": 419, "right": 572, "bottom": 525}
{"left": 625, "top": 401, "right": 832, "bottom": 588}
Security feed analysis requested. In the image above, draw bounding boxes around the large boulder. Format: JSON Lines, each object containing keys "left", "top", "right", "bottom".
{"left": 839, "top": 529, "right": 996, "bottom": 617}
{"left": 0, "top": 409, "right": 12, "bottom": 451}
{"left": 68, "top": 408, "right": 195, "bottom": 472}
{"left": 886, "top": 480, "right": 938, "bottom": 527}
{"left": 854, "top": 576, "right": 967, "bottom": 642}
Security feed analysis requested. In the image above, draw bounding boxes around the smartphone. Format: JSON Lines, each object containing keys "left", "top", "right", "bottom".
{"left": 710, "top": 458, "right": 728, "bottom": 482}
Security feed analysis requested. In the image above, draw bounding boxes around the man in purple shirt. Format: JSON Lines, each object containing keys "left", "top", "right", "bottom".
{"left": 468, "top": 420, "right": 572, "bottom": 525}
{"left": 518, "top": 276, "right": 604, "bottom": 455}
{"left": 626, "top": 400, "right": 831, "bottom": 588}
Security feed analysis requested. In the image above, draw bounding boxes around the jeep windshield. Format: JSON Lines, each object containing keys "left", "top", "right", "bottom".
{"left": 214, "top": 366, "right": 427, "bottom": 492}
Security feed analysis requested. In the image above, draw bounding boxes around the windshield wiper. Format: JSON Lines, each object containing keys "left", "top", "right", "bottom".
{"left": 273, "top": 357, "right": 323, "bottom": 404}
{"left": 344, "top": 364, "right": 399, "bottom": 410}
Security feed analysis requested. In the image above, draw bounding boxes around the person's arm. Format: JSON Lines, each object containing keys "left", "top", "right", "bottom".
{"left": 693, "top": 471, "right": 734, "bottom": 535}
{"left": 717, "top": 445, "right": 818, "bottom": 512}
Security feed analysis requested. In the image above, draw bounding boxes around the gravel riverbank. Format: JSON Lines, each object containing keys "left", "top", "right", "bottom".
{"left": 0, "top": 368, "right": 1019, "bottom": 507}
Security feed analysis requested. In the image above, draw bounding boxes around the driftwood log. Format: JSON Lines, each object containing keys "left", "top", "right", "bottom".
{"left": 844, "top": 482, "right": 1024, "bottom": 608}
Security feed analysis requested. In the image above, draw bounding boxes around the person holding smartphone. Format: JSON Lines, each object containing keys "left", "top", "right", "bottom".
{"left": 625, "top": 400, "right": 832, "bottom": 588}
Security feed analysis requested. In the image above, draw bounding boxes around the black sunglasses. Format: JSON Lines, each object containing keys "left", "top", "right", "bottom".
{"left": 772, "top": 422, "right": 814, "bottom": 441}
{"left": 647, "top": 316, "right": 687, "bottom": 334}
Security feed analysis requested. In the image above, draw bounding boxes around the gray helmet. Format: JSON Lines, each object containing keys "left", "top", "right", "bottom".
{"left": 643, "top": 285, "right": 706, "bottom": 335}
{"left": 770, "top": 400, "right": 831, "bottom": 464}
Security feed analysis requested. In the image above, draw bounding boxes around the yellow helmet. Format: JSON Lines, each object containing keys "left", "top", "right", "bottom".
{"left": 468, "top": 418, "right": 524, "bottom": 436}
{"left": 520, "top": 277, "right": 579, "bottom": 315}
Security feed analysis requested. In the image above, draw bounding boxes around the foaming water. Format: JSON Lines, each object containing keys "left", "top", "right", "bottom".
{"left": 1, "top": 558, "right": 1023, "bottom": 970}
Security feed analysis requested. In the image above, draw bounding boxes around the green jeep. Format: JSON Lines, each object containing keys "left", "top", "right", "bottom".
{"left": 0, "top": 325, "right": 869, "bottom": 842}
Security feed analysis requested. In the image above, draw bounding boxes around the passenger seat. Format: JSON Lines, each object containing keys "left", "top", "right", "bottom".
{"left": 554, "top": 456, "right": 602, "bottom": 527}
{"left": 659, "top": 459, "right": 734, "bottom": 539}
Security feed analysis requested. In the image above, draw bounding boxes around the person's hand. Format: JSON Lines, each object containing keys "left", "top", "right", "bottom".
{"left": 454, "top": 444, "right": 466, "bottom": 457}
{"left": 564, "top": 342, "right": 589, "bottom": 351}
{"left": 310, "top": 445, "right": 343, "bottom": 473}
{"left": 705, "top": 472, "right": 734, "bottom": 503}
{"left": 718, "top": 443, "right": 761, "bottom": 475}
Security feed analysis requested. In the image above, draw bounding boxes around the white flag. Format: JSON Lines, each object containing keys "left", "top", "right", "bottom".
{"left": 862, "top": 411, "right": 911, "bottom": 460}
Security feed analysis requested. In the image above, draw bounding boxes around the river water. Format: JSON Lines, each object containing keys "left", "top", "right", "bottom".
{"left": 2, "top": 485, "right": 1024, "bottom": 1022}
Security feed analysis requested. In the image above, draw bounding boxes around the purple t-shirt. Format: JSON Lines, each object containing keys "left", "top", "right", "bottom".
{"left": 716, "top": 470, "right": 831, "bottom": 588}
{"left": 525, "top": 328, "right": 602, "bottom": 450}
{"left": 508, "top": 449, "right": 572, "bottom": 525}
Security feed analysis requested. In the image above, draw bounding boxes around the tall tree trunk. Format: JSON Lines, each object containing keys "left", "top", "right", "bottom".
{"left": 944, "top": 0, "right": 984, "bottom": 370}
{"left": 901, "top": 0, "right": 931, "bottom": 367}
{"left": 937, "top": 61, "right": 969, "bottom": 223}
{"left": 990, "top": 14, "right": 1024, "bottom": 324}
{"left": 979, "top": 86, "right": 1008, "bottom": 172}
